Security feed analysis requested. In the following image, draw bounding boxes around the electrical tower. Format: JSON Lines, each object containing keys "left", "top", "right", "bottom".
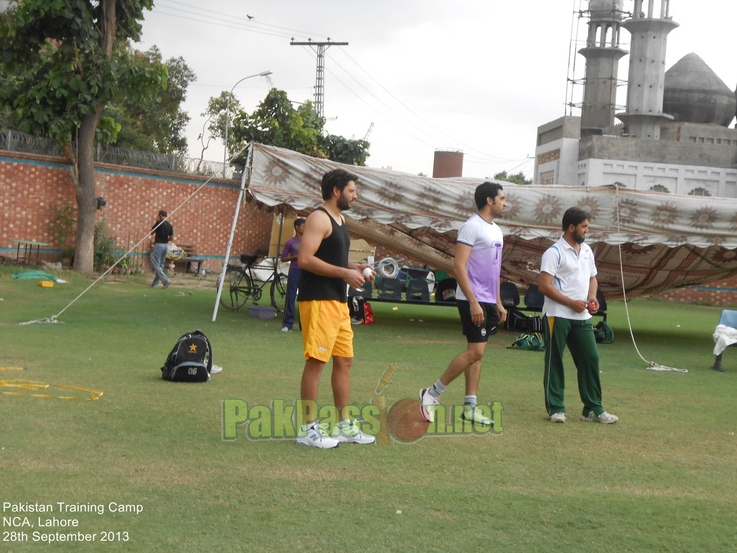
{"left": 290, "top": 39, "right": 348, "bottom": 119}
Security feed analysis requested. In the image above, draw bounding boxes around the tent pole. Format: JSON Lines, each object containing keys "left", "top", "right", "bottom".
{"left": 212, "top": 143, "right": 254, "bottom": 322}
{"left": 272, "top": 207, "right": 286, "bottom": 310}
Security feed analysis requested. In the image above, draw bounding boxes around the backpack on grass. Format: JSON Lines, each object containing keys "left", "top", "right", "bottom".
{"left": 508, "top": 332, "right": 545, "bottom": 352}
{"left": 161, "top": 330, "right": 212, "bottom": 382}
{"left": 593, "top": 320, "right": 614, "bottom": 344}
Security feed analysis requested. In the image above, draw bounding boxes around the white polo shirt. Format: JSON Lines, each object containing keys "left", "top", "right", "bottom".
{"left": 540, "top": 236, "right": 597, "bottom": 320}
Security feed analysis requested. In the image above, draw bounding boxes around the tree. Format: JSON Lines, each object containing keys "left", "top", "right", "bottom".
{"left": 0, "top": 0, "right": 166, "bottom": 272}
{"left": 204, "top": 88, "right": 370, "bottom": 169}
{"left": 110, "top": 46, "right": 195, "bottom": 155}
{"left": 493, "top": 170, "right": 532, "bottom": 185}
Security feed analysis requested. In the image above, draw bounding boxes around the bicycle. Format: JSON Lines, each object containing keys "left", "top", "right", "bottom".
{"left": 218, "top": 253, "right": 288, "bottom": 311}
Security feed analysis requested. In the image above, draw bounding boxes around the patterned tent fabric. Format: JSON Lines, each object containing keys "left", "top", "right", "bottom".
{"left": 246, "top": 143, "right": 737, "bottom": 299}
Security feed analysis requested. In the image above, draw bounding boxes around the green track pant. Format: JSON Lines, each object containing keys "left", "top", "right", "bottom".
{"left": 543, "top": 316, "right": 604, "bottom": 417}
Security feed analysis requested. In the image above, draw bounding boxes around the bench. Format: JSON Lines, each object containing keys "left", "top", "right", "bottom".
{"left": 348, "top": 277, "right": 457, "bottom": 307}
{"left": 172, "top": 243, "right": 204, "bottom": 275}
{"left": 502, "top": 282, "right": 609, "bottom": 321}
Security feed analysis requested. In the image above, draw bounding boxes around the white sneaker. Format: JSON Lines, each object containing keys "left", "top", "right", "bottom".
{"left": 581, "top": 411, "right": 618, "bottom": 424}
{"left": 419, "top": 388, "right": 439, "bottom": 422}
{"left": 281, "top": 326, "right": 290, "bottom": 332}
{"left": 461, "top": 406, "right": 494, "bottom": 426}
{"left": 331, "top": 420, "right": 376, "bottom": 444}
{"left": 549, "top": 412, "right": 566, "bottom": 423}
{"left": 209, "top": 365, "right": 223, "bottom": 375}
{"left": 296, "top": 424, "right": 340, "bottom": 448}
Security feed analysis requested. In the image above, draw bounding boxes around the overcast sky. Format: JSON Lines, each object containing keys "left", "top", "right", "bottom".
{"left": 137, "top": 0, "right": 737, "bottom": 180}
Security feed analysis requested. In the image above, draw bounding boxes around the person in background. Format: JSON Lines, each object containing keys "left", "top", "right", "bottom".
{"left": 281, "top": 218, "right": 305, "bottom": 332}
{"left": 150, "top": 210, "right": 173, "bottom": 289}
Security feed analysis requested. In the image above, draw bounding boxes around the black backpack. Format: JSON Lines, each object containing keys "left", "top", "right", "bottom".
{"left": 161, "top": 330, "right": 213, "bottom": 382}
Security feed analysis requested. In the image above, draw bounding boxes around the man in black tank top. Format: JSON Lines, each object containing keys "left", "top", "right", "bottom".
{"left": 295, "top": 169, "right": 377, "bottom": 448}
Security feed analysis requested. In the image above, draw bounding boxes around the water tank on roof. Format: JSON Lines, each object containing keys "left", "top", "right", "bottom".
{"left": 432, "top": 150, "right": 463, "bottom": 178}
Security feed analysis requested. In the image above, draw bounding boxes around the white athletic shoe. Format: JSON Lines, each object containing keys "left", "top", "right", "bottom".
{"left": 581, "top": 411, "right": 618, "bottom": 424}
{"left": 549, "top": 412, "right": 566, "bottom": 423}
{"left": 331, "top": 420, "right": 376, "bottom": 444}
{"left": 209, "top": 365, "right": 223, "bottom": 375}
{"left": 296, "top": 424, "right": 340, "bottom": 448}
{"left": 461, "top": 406, "right": 494, "bottom": 426}
{"left": 419, "top": 388, "right": 439, "bottom": 422}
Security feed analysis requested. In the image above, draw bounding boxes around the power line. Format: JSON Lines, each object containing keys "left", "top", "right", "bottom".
{"left": 335, "top": 49, "right": 514, "bottom": 163}
{"left": 157, "top": 0, "right": 328, "bottom": 41}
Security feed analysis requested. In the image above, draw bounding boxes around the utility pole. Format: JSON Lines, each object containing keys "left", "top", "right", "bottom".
{"left": 290, "top": 38, "right": 348, "bottom": 119}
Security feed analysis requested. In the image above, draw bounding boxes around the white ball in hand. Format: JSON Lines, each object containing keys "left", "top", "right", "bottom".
{"left": 362, "top": 267, "right": 373, "bottom": 278}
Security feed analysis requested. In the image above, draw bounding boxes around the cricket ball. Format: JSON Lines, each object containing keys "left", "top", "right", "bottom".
{"left": 387, "top": 398, "right": 430, "bottom": 443}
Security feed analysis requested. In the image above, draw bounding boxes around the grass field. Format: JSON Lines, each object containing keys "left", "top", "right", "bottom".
{"left": 1, "top": 265, "right": 736, "bottom": 552}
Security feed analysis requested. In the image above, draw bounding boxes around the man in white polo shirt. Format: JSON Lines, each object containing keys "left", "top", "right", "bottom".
{"left": 538, "top": 207, "right": 618, "bottom": 424}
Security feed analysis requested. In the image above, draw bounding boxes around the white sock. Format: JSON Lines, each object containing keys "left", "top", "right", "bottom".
{"left": 430, "top": 380, "right": 446, "bottom": 398}
{"left": 464, "top": 395, "right": 477, "bottom": 408}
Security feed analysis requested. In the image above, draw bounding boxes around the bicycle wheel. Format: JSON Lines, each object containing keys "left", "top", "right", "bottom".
{"left": 274, "top": 272, "right": 288, "bottom": 297}
{"left": 218, "top": 266, "right": 251, "bottom": 310}
{"left": 269, "top": 273, "right": 288, "bottom": 309}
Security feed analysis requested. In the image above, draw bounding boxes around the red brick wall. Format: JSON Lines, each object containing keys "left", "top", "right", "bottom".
{"left": 652, "top": 276, "right": 737, "bottom": 307}
{"left": 0, "top": 150, "right": 273, "bottom": 271}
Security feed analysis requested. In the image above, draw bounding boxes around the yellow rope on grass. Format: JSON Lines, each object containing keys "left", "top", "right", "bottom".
{"left": 0, "top": 368, "right": 103, "bottom": 400}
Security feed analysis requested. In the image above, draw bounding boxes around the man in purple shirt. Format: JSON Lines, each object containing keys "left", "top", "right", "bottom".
{"left": 420, "top": 182, "right": 507, "bottom": 426}
{"left": 281, "top": 218, "right": 305, "bottom": 332}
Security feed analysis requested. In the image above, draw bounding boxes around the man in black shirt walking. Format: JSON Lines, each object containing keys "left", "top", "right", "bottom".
{"left": 150, "top": 210, "right": 173, "bottom": 289}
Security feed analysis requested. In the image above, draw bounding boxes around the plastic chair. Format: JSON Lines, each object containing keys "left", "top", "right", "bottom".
{"left": 524, "top": 284, "right": 545, "bottom": 312}
{"left": 500, "top": 282, "right": 520, "bottom": 309}
{"left": 435, "top": 278, "right": 458, "bottom": 304}
{"left": 713, "top": 309, "right": 737, "bottom": 372}
{"left": 596, "top": 289, "right": 608, "bottom": 321}
{"left": 377, "top": 278, "right": 402, "bottom": 301}
{"left": 406, "top": 279, "right": 430, "bottom": 302}
{"left": 348, "top": 281, "right": 373, "bottom": 299}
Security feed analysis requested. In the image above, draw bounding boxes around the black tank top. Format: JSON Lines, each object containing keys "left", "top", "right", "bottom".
{"left": 298, "top": 207, "right": 350, "bottom": 302}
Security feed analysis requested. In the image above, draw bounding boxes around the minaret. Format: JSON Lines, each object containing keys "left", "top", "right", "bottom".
{"left": 616, "top": 0, "right": 679, "bottom": 139}
{"left": 579, "top": 0, "right": 628, "bottom": 137}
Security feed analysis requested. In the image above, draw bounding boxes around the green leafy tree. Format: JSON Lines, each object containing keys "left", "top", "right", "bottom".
{"left": 111, "top": 46, "right": 195, "bottom": 155}
{"left": 0, "top": 0, "right": 166, "bottom": 272}
{"left": 493, "top": 170, "right": 532, "bottom": 185}
{"left": 204, "top": 88, "right": 370, "bottom": 169}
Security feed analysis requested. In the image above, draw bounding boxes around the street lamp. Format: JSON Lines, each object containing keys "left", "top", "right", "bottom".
{"left": 223, "top": 71, "right": 272, "bottom": 178}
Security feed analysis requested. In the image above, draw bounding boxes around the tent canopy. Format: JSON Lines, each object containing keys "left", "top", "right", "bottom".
{"left": 246, "top": 143, "right": 737, "bottom": 299}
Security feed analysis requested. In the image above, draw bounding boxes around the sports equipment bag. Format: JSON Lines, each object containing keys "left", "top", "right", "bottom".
{"left": 508, "top": 332, "right": 545, "bottom": 351}
{"left": 161, "top": 330, "right": 213, "bottom": 382}
{"left": 593, "top": 320, "right": 614, "bottom": 344}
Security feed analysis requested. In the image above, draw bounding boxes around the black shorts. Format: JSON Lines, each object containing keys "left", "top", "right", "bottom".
{"left": 457, "top": 300, "right": 499, "bottom": 343}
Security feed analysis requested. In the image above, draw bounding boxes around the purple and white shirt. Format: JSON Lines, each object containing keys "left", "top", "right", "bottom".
{"left": 455, "top": 214, "right": 503, "bottom": 304}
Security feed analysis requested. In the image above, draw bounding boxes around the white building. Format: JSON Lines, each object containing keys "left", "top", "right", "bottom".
{"left": 534, "top": 0, "right": 737, "bottom": 198}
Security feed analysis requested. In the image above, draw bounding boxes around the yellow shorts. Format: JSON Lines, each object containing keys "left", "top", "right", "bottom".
{"left": 299, "top": 300, "right": 354, "bottom": 362}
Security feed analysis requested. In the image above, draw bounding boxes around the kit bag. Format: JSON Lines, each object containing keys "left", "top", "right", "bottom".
{"left": 350, "top": 296, "right": 376, "bottom": 325}
{"left": 504, "top": 308, "right": 527, "bottom": 332}
{"left": 508, "top": 332, "right": 545, "bottom": 352}
{"left": 593, "top": 320, "right": 614, "bottom": 344}
{"left": 161, "top": 330, "right": 212, "bottom": 382}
